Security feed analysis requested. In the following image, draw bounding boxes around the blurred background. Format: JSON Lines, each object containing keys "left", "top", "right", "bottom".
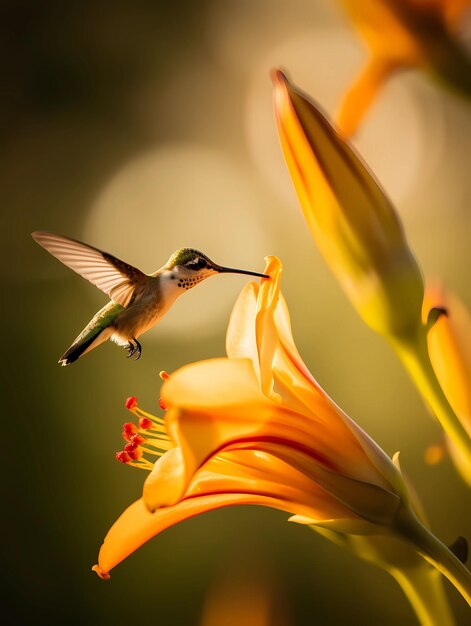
{"left": 2, "top": 0, "right": 470, "bottom": 624}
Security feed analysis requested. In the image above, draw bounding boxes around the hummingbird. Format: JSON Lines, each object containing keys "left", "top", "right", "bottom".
{"left": 32, "top": 231, "right": 269, "bottom": 366}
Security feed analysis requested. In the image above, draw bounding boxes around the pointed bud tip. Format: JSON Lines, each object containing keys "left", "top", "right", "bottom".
{"left": 270, "top": 68, "right": 289, "bottom": 87}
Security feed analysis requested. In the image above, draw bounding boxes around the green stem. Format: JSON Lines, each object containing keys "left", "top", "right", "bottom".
{"left": 390, "top": 324, "right": 471, "bottom": 464}
{"left": 313, "top": 526, "right": 456, "bottom": 625}
{"left": 390, "top": 566, "right": 455, "bottom": 626}
{"left": 395, "top": 506, "right": 471, "bottom": 607}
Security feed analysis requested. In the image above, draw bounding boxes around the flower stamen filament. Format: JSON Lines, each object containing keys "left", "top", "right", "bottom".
{"left": 116, "top": 397, "right": 174, "bottom": 469}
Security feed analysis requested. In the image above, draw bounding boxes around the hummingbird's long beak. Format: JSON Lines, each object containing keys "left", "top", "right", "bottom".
{"left": 217, "top": 266, "right": 270, "bottom": 279}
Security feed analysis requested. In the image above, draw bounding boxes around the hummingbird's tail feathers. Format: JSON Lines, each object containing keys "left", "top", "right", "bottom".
{"left": 59, "top": 327, "right": 113, "bottom": 366}
{"left": 59, "top": 335, "right": 98, "bottom": 366}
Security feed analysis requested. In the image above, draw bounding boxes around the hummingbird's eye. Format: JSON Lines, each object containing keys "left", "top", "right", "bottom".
{"left": 187, "top": 257, "right": 208, "bottom": 270}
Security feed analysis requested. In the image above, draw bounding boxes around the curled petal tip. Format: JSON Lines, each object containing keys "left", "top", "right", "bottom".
{"left": 92, "top": 564, "right": 110, "bottom": 580}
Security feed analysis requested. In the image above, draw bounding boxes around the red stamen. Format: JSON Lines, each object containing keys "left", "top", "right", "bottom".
{"left": 123, "top": 422, "right": 137, "bottom": 434}
{"left": 116, "top": 450, "right": 132, "bottom": 464}
{"left": 159, "top": 371, "right": 169, "bottom": 381}
{"left": 124, "top": 442, "right": 143, "bottom": 460}
{"left": 125, "top": 396, "right": 138, "bottom": 410}
{"left": 138, "top": 417, "right": 153, "bottom": 430}
{"left": 130, "top": 433, "right": 146, "bottom": 445}
{"left": 159, "top": 398, "right": 168, "bottom": 410}
{"left": 122, "top": 422, "right": 138, "bottom": 441}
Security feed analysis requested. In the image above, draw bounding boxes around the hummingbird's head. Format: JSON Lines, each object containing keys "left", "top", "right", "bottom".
{"left": 163, "top": 248, "right": 268, "bottom": 291}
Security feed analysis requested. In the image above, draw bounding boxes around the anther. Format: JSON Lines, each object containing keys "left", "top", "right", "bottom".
{"left": 125, "top": 396, "right": 138, "bottom": 410}
{"left": 122, "top": 422, "right": 138, "bottom": 441}
{"left": 159, "top": 371, "right": 170, "bottom": 381}
{"left": 124, "top": 442, "right": 143, "bottom": 460}
{"left": 130, "top": 433, "right": 146, "bottom": 445}
{"left": 159, "top": 398, "right": 168, "bottom": 410}
{"left": 138, "top": 417, "right": 153, "bottom": 430}
{"left": 116, "top": 450, "right": 132, "bottom": 464}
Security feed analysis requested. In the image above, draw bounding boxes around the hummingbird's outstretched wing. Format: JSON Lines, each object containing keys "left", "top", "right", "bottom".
{"left": 32, "top": 231, "right": 147, "bottom": 307}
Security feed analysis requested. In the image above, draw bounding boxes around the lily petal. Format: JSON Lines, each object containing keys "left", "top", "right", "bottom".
{"left": 93, "top": 494, "right": 278, "bottom": 579}
{"left": 162, "top": 358, "right": 264, "bottom": 411}
{"left": 336, "top": 56, "right": 401, "bottom": 137}
{"left": 163, "top": 359, "right": 382, "bottom": 484}
{"left": 226, "top": 282, "right": 259, "bottom": 366}
{"left": 97, "top": 449, "right": 369, "bottom": 578}
{"left": 423, "top": 287, "right": 471, "bottom": 484}
{"left": 254, "top": 256, "right": 284, "bottom": 398}
{"left": 143, "top": 447, "right": 187, "bottom": 511}
{"left": 227, "top": 440, "right": 400, "bottom": 525}
{"left": 424, "top": 287, "right": 471, "bottom": 429}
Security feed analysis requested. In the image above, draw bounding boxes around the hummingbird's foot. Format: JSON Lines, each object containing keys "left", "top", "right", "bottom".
{"left": 133, "top": 338, "right": 142, "bottom": 360}
{"left": 126, "top": 338, "right": 142, "bottom": 360}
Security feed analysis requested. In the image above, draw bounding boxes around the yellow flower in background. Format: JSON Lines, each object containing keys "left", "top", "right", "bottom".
{"left": 423, "top": 287, "right": 471, "bottom": 484}
{"left": 93, "top": 258, "right": 471, "bottom": 609}
{"left": 200, "top": 554, "right": 291, "bottom": 626}
{"left": 272, "top": 70, "right": 423, "bottom": 341}
{"left": 336, "top": 0, "right": 471, "bottom": 136}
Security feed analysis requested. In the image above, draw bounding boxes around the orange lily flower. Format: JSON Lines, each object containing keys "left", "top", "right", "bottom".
{"left": 337, "top": 0, "right": 471, "bottom": 135}
{"left": 423, "top": 286, "right": 471, "bottom": 484}
{"left": 93, "top": 259, "right": 471, "bottom": 608}
{"left": 93, "top": 257, "right": 407, "bottom": 578}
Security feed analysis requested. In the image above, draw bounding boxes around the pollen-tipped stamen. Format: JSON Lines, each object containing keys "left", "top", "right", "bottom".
{"left": 128, "top": 401, "right": 166, "bottom": 425}
{"left": 116, "top": 396, "right": 175, "bottom": 470}
{"left": 138, "top": 417, "right": 153, "bottom": 430}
